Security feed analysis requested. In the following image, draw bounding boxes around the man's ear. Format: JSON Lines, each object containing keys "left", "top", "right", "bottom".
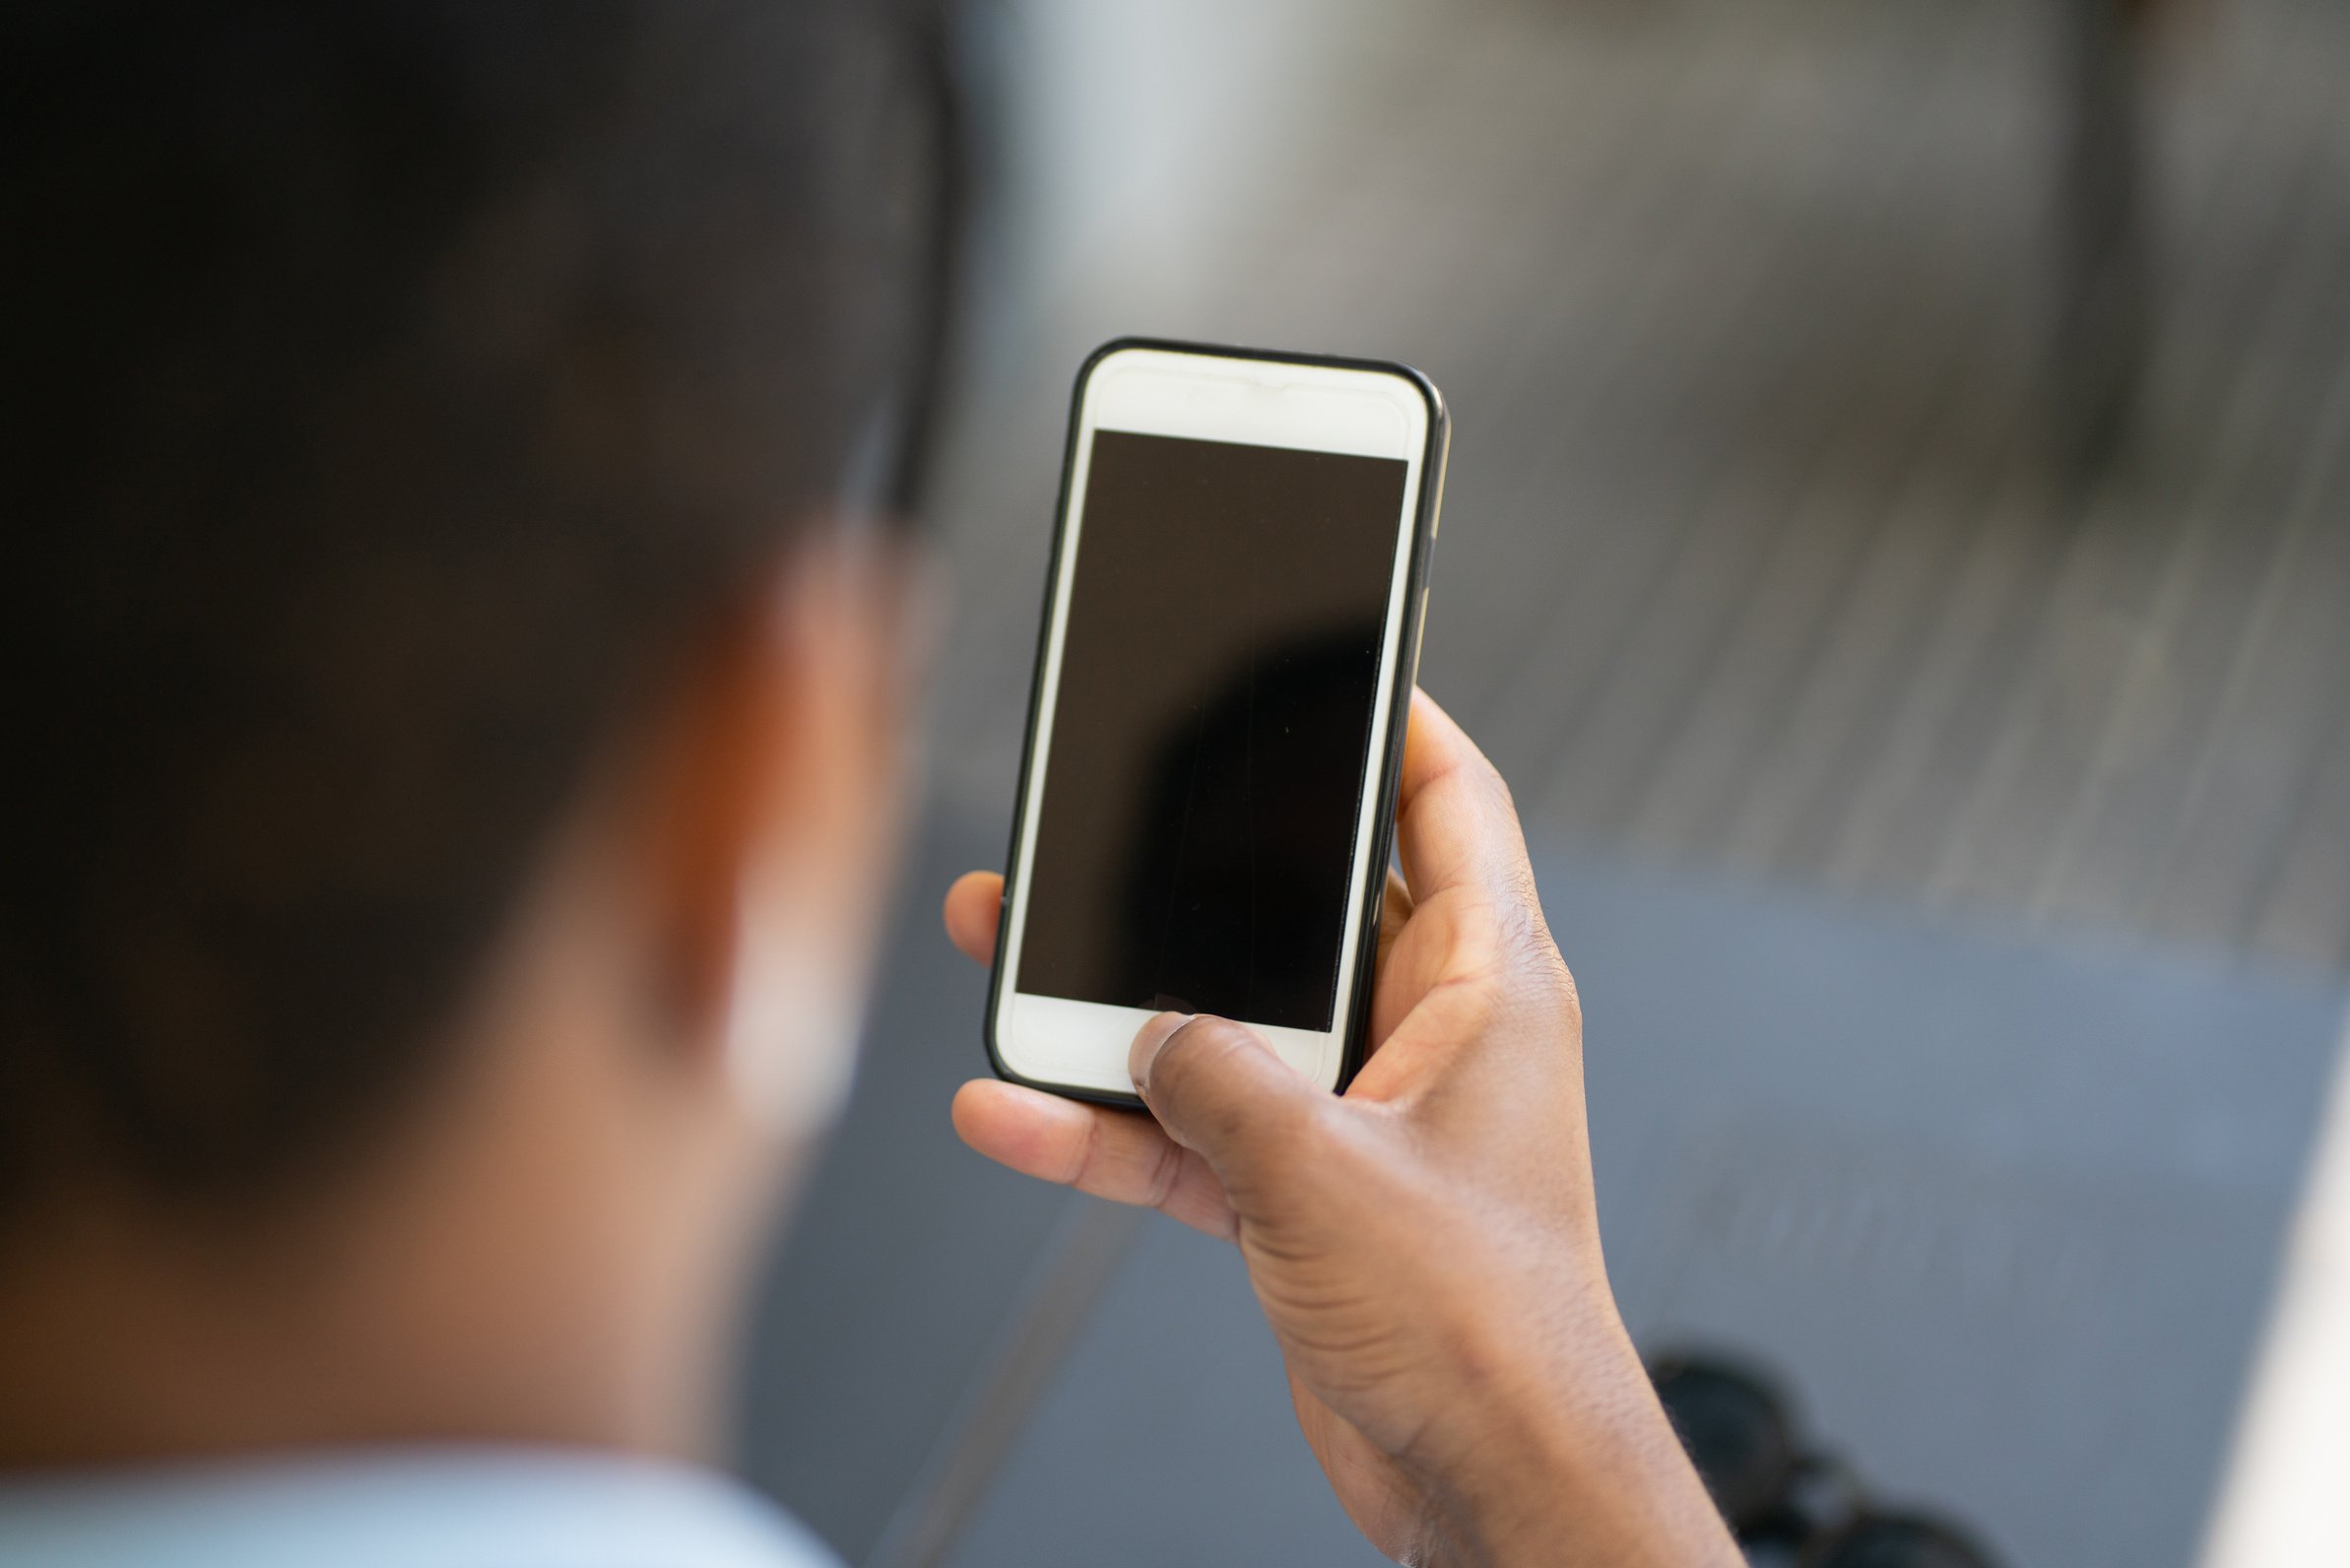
{"left": 630, "top": 534, "right": 925, "bottom": 1078}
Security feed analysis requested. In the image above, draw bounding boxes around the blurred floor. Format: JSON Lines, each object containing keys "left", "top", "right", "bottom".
{"left": 930, "top": 0, "right": 2350, "bottom": 968}
{"left": 744, "top": 0, "right": 2350, "bottom": 1562}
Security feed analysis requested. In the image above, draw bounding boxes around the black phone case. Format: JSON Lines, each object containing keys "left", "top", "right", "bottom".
{"left": 982, "top": 336, "right": 1450, "bottom": 1107}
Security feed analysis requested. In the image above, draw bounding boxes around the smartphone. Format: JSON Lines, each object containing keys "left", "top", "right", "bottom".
{"left": 985, "top": 339, "right": 1448, "bottom": 1103}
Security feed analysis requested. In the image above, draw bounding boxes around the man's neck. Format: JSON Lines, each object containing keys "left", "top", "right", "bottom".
{"left": 0, "top": 1196, "right": 545, "bottom": 1469}
{"left": 0, "top": 881, "right": 784, "bottom": 1477}
{"left": 0, "top": 1101, "right": 726, "bottom": 1472}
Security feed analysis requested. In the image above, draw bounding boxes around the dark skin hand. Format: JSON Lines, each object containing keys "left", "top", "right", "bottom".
{"left": 942, "top": 691, "right": 1738, "bottom": 1567}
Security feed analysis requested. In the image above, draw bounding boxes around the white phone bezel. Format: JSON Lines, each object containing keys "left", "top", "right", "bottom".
{"left": 991, "top": 344, "right": 1433, "bottom": 1097}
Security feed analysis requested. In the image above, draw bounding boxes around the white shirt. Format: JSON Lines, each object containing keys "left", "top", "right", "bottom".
{"left": 0, "top": 1449, "right": 840, "bottom": 1568}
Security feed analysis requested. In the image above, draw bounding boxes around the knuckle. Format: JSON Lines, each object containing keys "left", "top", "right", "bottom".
{"left": 1477, "top": 891, "right": 1581, "bottom": 1031}
{"left": 1141, "top": 1132, "right": 1186, "bottom": 1211}
{"left": 1061, "top": 1106, "right": 1105, "bottom": 1187}
{"left": 1491, "top": 878, "right": 1551, "bottom": 964}
{"left": 1483, "top": 756, "right": 1520, "bottom": 818}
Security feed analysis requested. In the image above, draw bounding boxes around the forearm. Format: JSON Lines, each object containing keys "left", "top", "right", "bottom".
{"left": 1417, "top": 1326, "right": 1742, "bottom": 1568}
{"left": 1472, "top": 1434, "right": 1739, "bottom": 1568}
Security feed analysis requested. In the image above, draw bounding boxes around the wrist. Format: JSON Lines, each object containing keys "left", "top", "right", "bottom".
{"left": 1415, "top": 1314, "right": 1740, "bottom": 1568}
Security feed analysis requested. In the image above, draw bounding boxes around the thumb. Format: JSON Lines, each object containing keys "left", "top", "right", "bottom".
{"left": 1130, "top": 1013, "right": 1329, "bottom": 1208}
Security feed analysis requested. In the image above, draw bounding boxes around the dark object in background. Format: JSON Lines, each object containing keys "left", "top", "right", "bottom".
{"left": 1652, "top": 1353, "right": 2003, "bottom": 1568}
{"left": 2052, "top": 0, "right": 2164, "bottom": 472}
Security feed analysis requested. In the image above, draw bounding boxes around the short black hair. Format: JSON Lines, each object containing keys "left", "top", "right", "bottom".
{"left": 1, "top": 0, "right": 959, "bottom": 1211}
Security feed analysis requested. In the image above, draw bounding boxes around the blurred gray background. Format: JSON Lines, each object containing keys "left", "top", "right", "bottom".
{"left": 737, "top": 1, "right": 2350, "bottom": 1563}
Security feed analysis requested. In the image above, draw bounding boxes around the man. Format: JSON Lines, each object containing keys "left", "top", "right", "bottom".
{"left": 1, "top": 3, "right": 1738, "bottom": 1563}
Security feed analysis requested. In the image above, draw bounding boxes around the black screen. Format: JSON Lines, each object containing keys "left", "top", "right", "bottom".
{"left": 1015, "top": 428, "right": 1409, "bottom": 1030}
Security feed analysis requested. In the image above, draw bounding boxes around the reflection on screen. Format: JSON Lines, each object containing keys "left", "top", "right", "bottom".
{"left": 1016, "top": 429, "right": 1408, "bottom": 1031}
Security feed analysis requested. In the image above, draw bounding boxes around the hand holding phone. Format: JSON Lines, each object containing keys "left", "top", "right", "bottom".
{"left": 945, "top": 693, "right": 1739, "bottom": 1567}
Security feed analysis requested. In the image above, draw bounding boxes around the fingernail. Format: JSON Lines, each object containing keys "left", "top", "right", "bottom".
{"left": 1129, "top": 1011, "right": 1197, "bottom": 1093}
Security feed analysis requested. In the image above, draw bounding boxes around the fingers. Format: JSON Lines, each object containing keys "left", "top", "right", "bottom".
{"left": 1394, "top": 689, "right": 1539, "bottom": 913}
{"left": 943, "top": 871, "right": 1003, "bottom": 963}
{"left": 1129, "top": 1013, "right": 1327, "bottom": 1205}
{"left": 950, "top": 1078, "right": 1237, "bottom": 1238}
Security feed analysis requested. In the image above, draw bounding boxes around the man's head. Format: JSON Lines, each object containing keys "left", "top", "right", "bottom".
{"left": 2, "top": 0, "right": 956, "bottom": 1462}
